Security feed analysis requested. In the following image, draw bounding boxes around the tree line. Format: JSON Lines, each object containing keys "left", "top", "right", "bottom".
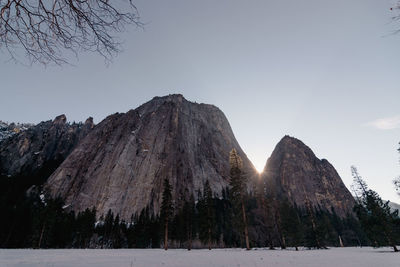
{"left": 0, "top": 179, "right": 367, "bottom": 249}
{"left": 0, "top": 149, "right": 399, "bottom": 250}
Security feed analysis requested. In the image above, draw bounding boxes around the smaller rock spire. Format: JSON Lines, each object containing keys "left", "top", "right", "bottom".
{"left": 53, "top": 114, "right": 67, "bottom": 125}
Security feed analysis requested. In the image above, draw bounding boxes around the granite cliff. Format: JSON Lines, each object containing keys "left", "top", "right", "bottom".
{"left": 45, "top": 94, "right": 256, "bottom": 219}
{"left": 0, "top": 115, "right": 94, "bottom": 179}
{"left": 262, "top": 136, "right": 355, "bottom": 217}
{"left": 0, "top": 121, "right": 34, "bottom": 143}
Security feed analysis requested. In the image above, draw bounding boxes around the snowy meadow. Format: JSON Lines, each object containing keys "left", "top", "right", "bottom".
{"left": 0, "top": 247, "right": 398, "bottom": 267}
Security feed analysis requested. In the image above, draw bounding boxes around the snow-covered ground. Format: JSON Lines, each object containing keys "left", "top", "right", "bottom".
{"left": 0, "top": 247, "right": 398, "bottom": 267}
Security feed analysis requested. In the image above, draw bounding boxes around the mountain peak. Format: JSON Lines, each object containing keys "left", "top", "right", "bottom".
{"left": 263, "top": 136, "right": 355, "bottom": 217}
{"left": 280, "top": 134, "right": 299, "bottom": 142}
{"left": 45, "top": 95, "right": 255, "bottom": 219}
{"left": 53, "top": 114, "right": 67, "bottom": 125}
{"left": 152, "top": 93, "right": 185, "bottom": 102}
{"left": 273, "top": 135, "right": 317, "bottom": 162}
{"left": 278, "top": 135, "right": 308, "bottom": 148}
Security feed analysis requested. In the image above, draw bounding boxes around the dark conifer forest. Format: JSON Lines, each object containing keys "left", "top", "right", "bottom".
{"left": 1, "top": 146, "right": 399, "bottom": 250}
{"left": 0, "top": 171, "right": 377, "bottom": 249}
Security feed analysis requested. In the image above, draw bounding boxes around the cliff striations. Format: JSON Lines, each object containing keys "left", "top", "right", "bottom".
{"left": 45, "top": 94, "right": 257, "bottom": 219}
{"left": 262, "top": 135, "right": 355, "bottom": 217}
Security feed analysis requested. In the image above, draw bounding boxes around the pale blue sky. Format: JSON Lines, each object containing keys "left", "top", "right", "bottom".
{"left": 1, "top": 0, "right": 400, "bottom": 202}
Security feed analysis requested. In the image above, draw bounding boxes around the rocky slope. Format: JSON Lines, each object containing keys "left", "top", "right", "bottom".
{"left": 262, "top": 135, "right": 355, "bottom": 217}
{"left": 0, "top": 121, "right": 34, "bottom": 143}
{"left": 0, "top": 115, "right": 94, "bottom": 179}
{"left": 45, "top": 94, "right": 256, "bottom": 219}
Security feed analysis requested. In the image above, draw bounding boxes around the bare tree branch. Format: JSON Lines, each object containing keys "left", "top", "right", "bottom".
{"left": 0, "top": 0, "right": 142, "bottom": 65}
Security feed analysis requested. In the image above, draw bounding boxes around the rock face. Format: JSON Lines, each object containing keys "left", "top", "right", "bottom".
{"left": 45, "top": 94, "right": 256, "bottom": 219}
{"left": 2, "top": 95, "right": 356, "bottom": 221}
{"left": 0, "top": 115, "right": 94, "bottom": 178}
{"left": 262, "top": 136, "right": 355, "bottom": 217}
{"left": 0, "top": 121, "right": 34, "bottom": 143}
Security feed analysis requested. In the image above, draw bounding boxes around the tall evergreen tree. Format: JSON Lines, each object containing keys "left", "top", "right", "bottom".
{"left": 253, "top": 177, "right": 273, "bottom": 248}
{"left": 272, "top": 198, "right": 286, "bottom": 249}
{"left": 352, "top": 166, "right": 399, "bottom": 252}
{"left": 302, "top": 187, "right": 324, "bottom": 249}
{"left": 75, "top": 208, "right": 96, "bottom": 248}
{"left": 182, "top": 195, "right": 195, "bottom": 250}
{"left": 160, "top": 178, "right": 173, "bottom": 250}
{"left": 217, "top": 187, "right": 238, "bottom": 247}
{"left": 279, "top": 200, "right": 303, "bottom": 250}
{"left": 198, "top": 180, "right": 215, "bottom": 249}
{"left": 229, "top": 148, "right": 250, "bottom": 250}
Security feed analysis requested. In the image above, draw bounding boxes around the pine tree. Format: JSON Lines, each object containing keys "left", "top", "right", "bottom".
{"left": 198, "top": 180, "right": 215, "bottom": 249}
{"left": 352, "top": 166, "right": 399, "bottom": 252}
{"left": 160, "top": 178, "right": 173, "bottom": 250}
{"left": 263, "top": 194, "right": 279, "bottom": 249}
{"left": 302, "top": 187, "right": 324, "bottom": 249}
{"left": 183, "top": 195, "right": 195, "bottom": 250}
{"left": 217, "top": 187, "right": 237, "bottom": 247}
{"left": 229, "top": 148, "right": 250, "bottom": 250}
{"left": 272, "top": 198, "right": 286, "bottom": 249}
{"left": 280, "top": 200, "right": 303, "bottom": 250}
{"left": 103, "top": 209, "right": 114, "bottom": 248}
{"left": 75, "top": 208, "right": 96, "bottom": 247}
{"left": 253, "top": 177, "right": 273, "bottom": 248}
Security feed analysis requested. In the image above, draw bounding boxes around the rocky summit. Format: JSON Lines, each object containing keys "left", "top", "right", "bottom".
{"left": 45, "top": 94, "right": 256, "bottom": 219}
{"left": 262, "top": 135, "right": 355, "bottom": 217}
{"left": 0, "top": 120, "right": 34, "bottom": 143}
{"left": 0, "top": 115, "right": 94, "bottom": 178}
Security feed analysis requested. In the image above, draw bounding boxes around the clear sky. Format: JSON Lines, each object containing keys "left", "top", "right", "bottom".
{"left": 1, "top": 0, "right": 400, "bottom": 202}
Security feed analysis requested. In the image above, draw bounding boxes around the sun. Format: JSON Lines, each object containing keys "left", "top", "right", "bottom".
{"left": 255, "top": 165, "right": 264, "bottom": 174}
